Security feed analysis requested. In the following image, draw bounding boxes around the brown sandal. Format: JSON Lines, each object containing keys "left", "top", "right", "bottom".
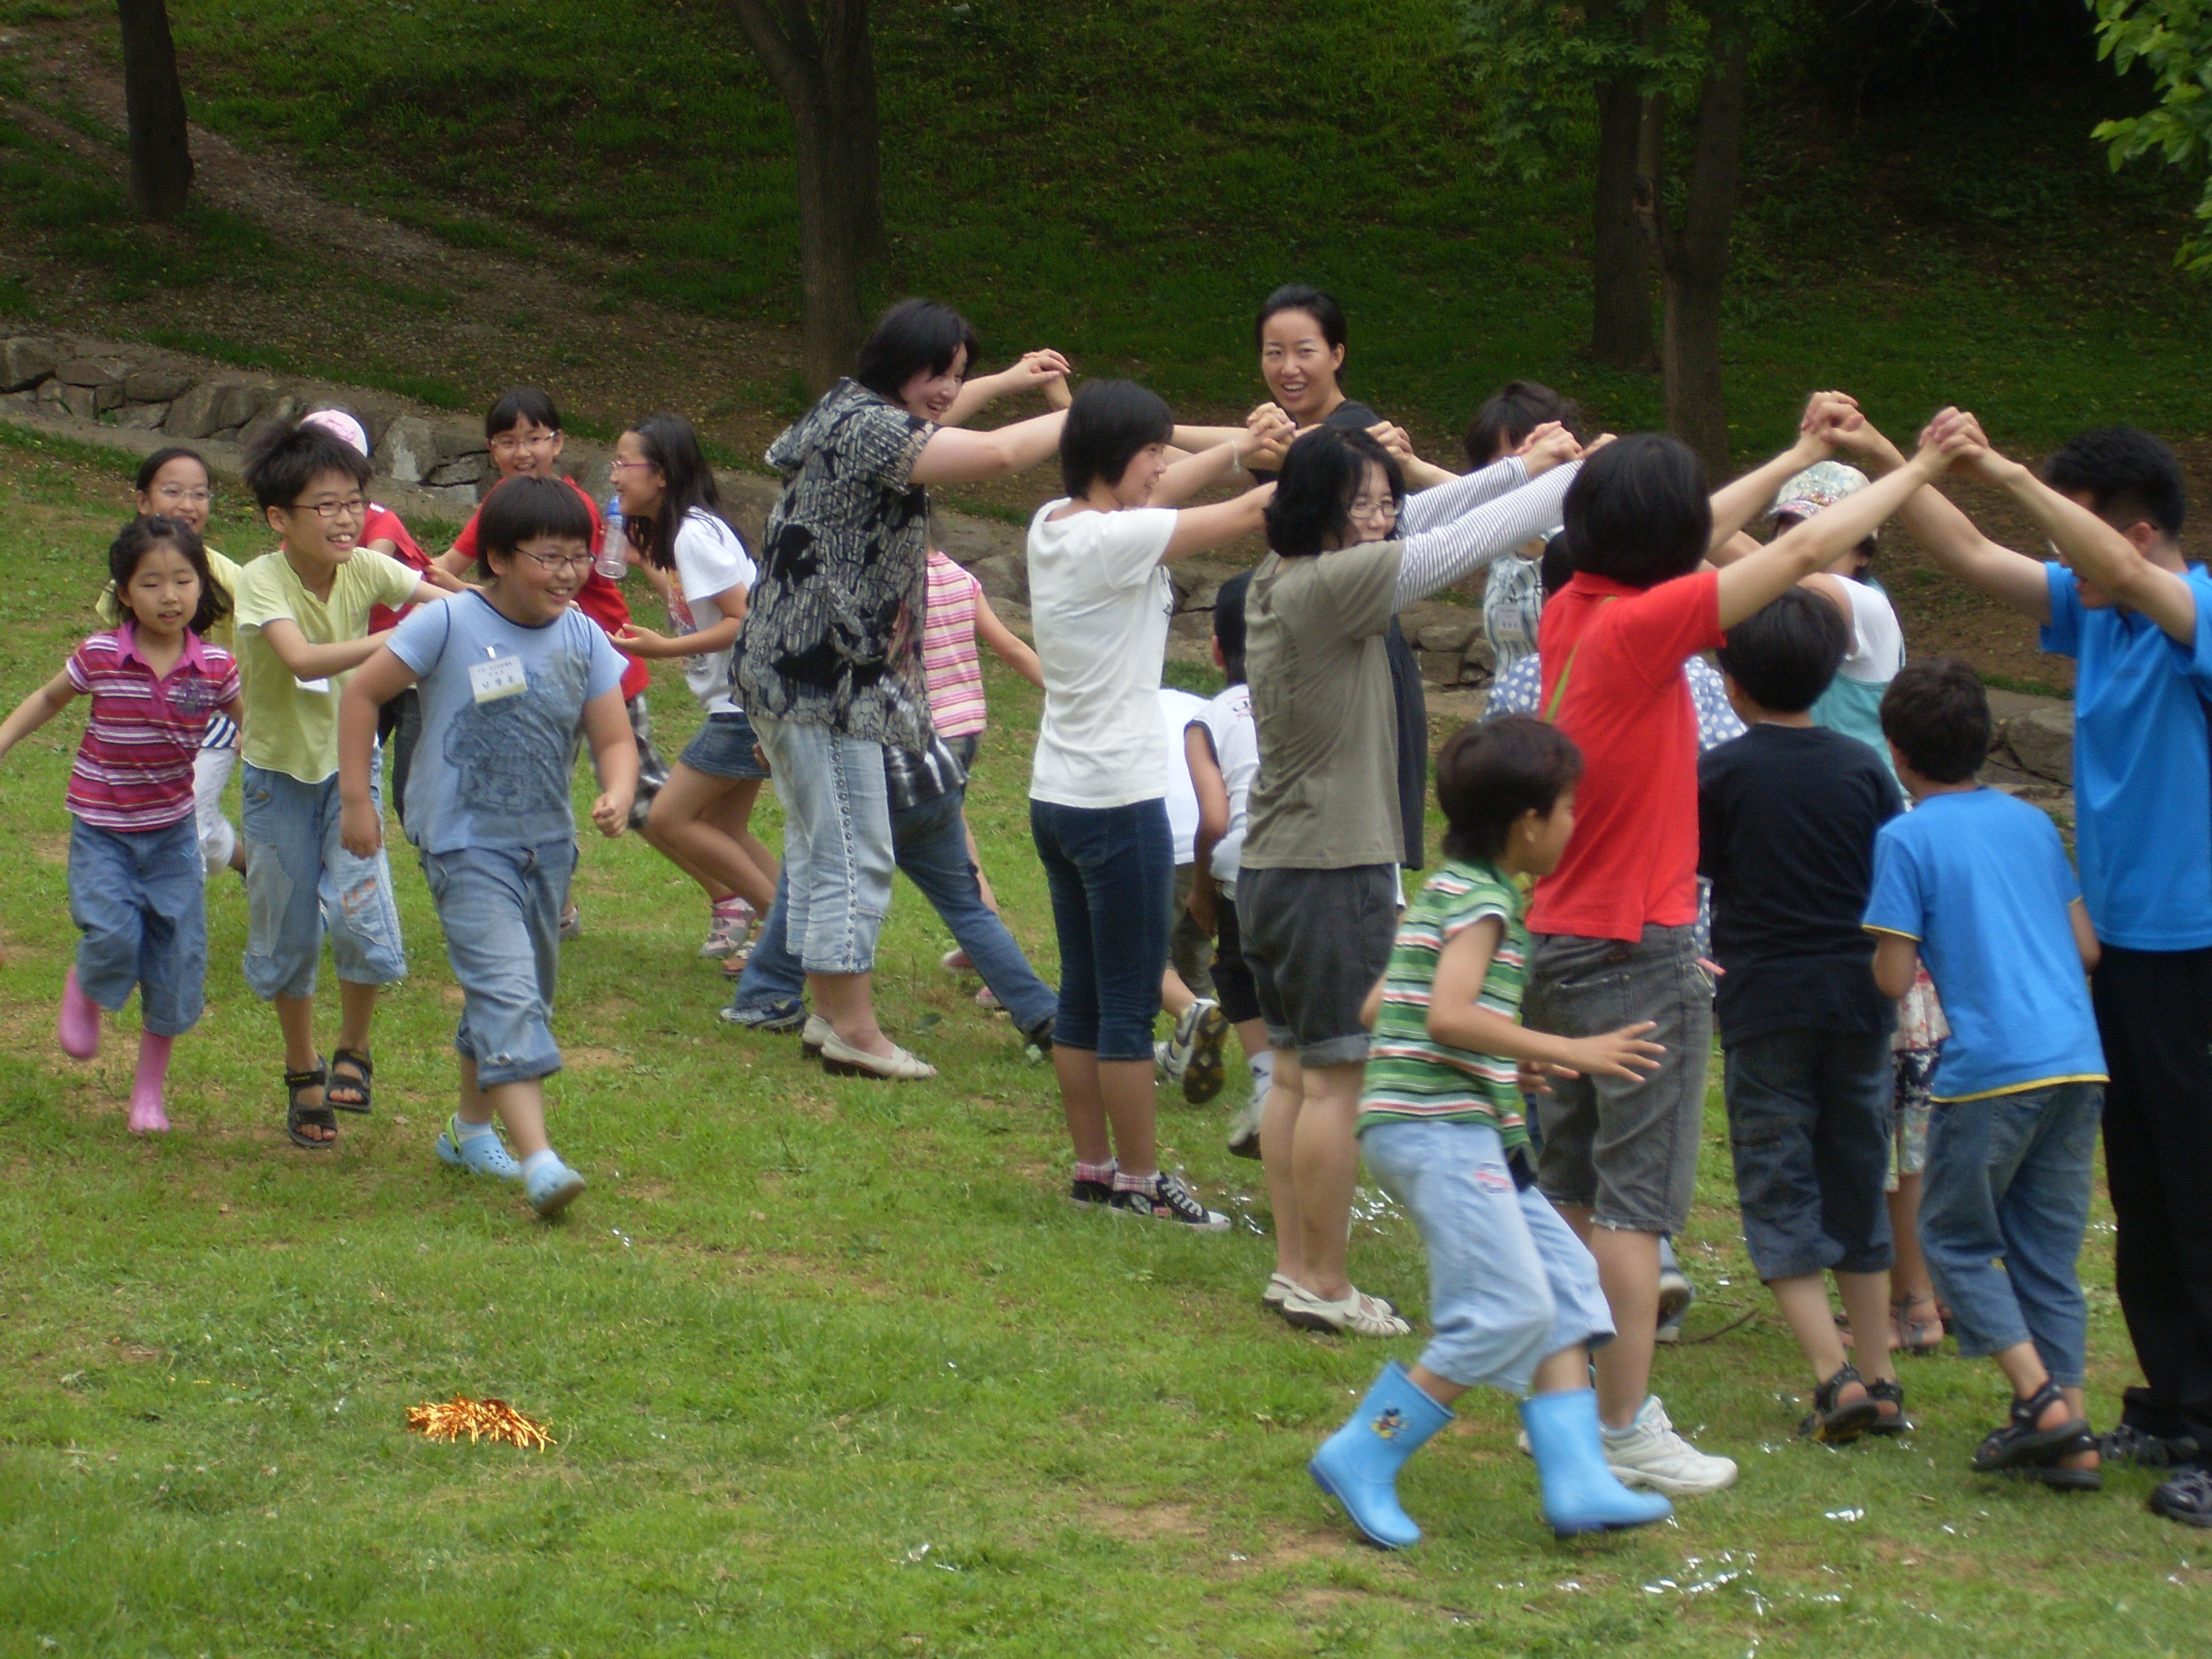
{"left": 1892, "top": 1292, "right": 1944, "bottom": 1355}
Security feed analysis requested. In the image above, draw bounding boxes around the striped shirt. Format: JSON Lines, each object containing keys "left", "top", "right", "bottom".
{"left": 63, "top": 624, "right": 239, "bottom": 832}
{"left": 1358, "top": 858, "right": 1530, "bottom": 1146}
{"left": 922, "top": 550, "right": 988, "bottom": 739}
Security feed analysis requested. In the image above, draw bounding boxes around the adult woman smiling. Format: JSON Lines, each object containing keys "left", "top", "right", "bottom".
{"left": 737, "top": 299, "right": 1067, "bottom": 1081}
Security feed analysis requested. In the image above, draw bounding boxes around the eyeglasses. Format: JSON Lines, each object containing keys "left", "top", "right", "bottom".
{"left": 291, "top": 496, "right": 367, "bottom": 520}
{"left": 149, "top": 486, "right": 213, "bottom": 506}
{"left": 491, "top": 434, "right": 559, "bottom": 455}
{"left": 607, "top": 458, "right": 656, "bottom": 474}
{"left": 515, "top": 549, "right": 595, "bottom": 574}
{"left": 1349, "top": 495, "right": 1400, "bottom": 523}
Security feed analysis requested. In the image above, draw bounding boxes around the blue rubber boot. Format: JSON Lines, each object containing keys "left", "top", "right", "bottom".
{"left": 1309, "top": 1360, "right": 1454, "bottom": 1549}
{"left": 1521, "top": 1388, "right": 1675, "bottom": 1538}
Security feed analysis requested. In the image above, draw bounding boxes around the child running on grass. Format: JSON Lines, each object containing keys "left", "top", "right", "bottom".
{"left": 0, "top": 518, "right": 242, "bottom": 1134}
{"left": 338, "top": 476, "right": 639, "bottom": 1218}
{"left": 234, "top": 419, "right": 449, "bottom": 1150}
{"left": 1308, "top": 716, "right": 1672, "bottom": 1549}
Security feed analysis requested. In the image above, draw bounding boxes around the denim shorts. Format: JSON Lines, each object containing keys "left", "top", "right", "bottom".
{"left": 679, "top": 710, "right": 772, "bottom": 781}
{"left": 753, "top": 713, "right": 894, "bottom": 976}
{"left": 239, "top": 763, "right": 407, "bottom": 1000}
{"left": 68, "top": 815, "right": 207, "bottom": 1036}
{"left": 421, "top": 840, "right": 576, "bottom": 1088}
{"left": 1031, "top": 796, "right": 1171, "bottom": 1060}
{"left": 1210, "top": 893, "right": 1261, "bottom": 1027}
{"left": 1361, "top": 1117, "right": 1615, "bottom": 1393}
{"left": 1523, "top": 923, "right": 1712, "bottom": 1235}
{"left": 1238, "top": 863, "right": 1399, "bottom": 1069}
{"left": 1722, "top": 1028, "right": 1896, "bottom": 1282}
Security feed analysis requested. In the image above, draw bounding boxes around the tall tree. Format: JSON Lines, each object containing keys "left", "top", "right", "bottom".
{"left": 117, "top": 0, "right": 192, "bottom": 221}
{"left": 2087, "top": 0, "right": 2212, "bottom": 275}
{"left": 725, "top": 0, "right": 887, "bottom": 392}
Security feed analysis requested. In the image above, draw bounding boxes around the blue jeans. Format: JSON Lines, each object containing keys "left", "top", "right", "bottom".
{"left": 1030, "top": 797, "right": 1171, "bottom": 1060}
{"left": 1723, "top": 1029, "right": 1896, "bottom": 1282}
{"left": 1919, "top": 1080, "right": 2103, "bottom": 1387}
{"left": 68, "top": 815, "right": 207, "bottom": 1036}
{"left": 421, "top": 841, "right": 575, "bottom": 1088}
{"left": 239, "top": 763, "right": 406, "bottom": 1000}
{"left": 752, "top": 714, "right": 893, "bottom": 975}
{"left": 1360, "top": 1118, "right": 1615, "bottom": 1393}
{"left": 731, "top": 792, "right": 1059, "bottom": 1038}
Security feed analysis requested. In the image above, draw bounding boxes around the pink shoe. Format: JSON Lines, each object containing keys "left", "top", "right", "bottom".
{"left": 129, "top": 1030, "right": 173, "bottom": 1134}
{"left": 129, "top": 1088, "right": 169, "bottom": 1136}
{"left": 59, "top": 967, "right": 100, "bottom": 1060}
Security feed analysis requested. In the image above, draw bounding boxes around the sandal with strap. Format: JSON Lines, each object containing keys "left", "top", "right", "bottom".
{"left": 1971, "top": 1379, "right": 2090, "bottom": 1473}
{"left": 2020, "top": 1429, "right": 2104, "bottom": 1492}
{"left": 285, "top": 1058, "right": 337, "bottom": 1150}
{"left": 327, "top": 1048, "right": 374, "bottom": 1115}
{"left": 1800, "top": 1363, "right": 1882, "bottom": 1444}
{"left": 1864, "top": 1376, "right": 1914, "bottom": 1437}
{"left": 1892, "top": 1292, "right": 1944, "bottom": 1356}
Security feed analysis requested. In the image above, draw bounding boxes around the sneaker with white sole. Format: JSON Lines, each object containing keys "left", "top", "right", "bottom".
{"left": 434, "top": 1115, "right": 521, "bottom": 1180}
{"left": 1601, "top": 1396, "right": 1739, "bottom": 1495}
{"left": 699, "top": 905, "right": 752, "bottom": 958}
{"left": 1261, "top": 1271, "right": 1298, "bottom": 1311}
{"left": 1279, "top": 1282, "right": 1412, "bottom": 1338}
{"left": 819, "top": 1032, "right": 937, "bottom": 1080}
{"left": 720, "top": 1000, "right": 806, "bottom": 1033}
{"left": 558, "top": 903, "right": 583, "bottom": 942}
{"left": 1226, "top": 1090, "right": 1266, "bottom": 1160}
{"left": 1109, "top": 1171, "right": 1230, "bottom": 1230}
{"left": 1162, "top": 998, "right": 1228, "bottom": 1103}
{"left": 941, "top": 947, "right": 973, "bottom": 973}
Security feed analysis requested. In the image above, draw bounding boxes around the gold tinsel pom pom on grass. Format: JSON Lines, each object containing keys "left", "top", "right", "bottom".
{"left": 405, "top": 1395, "right": 556, "bottom": 1450}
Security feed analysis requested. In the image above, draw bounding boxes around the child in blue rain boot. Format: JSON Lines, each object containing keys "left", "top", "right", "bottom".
{"left": 1310, "top": 717, "right": 1677, "bottom": 1545}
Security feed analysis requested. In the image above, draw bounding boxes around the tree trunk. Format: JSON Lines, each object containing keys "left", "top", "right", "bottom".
{"left": 116, "top": 0, "right": 192, "bottom": 221}
{"left": 1656, "top": 27, "right": 1748, "bottom": 478}
{"left": 726, "top": 0, "right": 884, "bottom": 392}
{"left": 1591, "top": 75, "right": 1652, "bottom": 367}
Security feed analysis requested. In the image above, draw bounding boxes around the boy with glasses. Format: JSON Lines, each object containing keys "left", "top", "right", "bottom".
{"left": 234, "top": 420, "right": 450, "bottom": 1151}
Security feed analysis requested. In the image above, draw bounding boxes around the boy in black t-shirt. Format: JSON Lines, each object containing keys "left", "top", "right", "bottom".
{"left": 1698, "top": 589, "right": 1908, "bottom": 1443}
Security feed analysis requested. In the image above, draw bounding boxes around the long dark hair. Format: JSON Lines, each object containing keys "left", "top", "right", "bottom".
{"left": 623, "top": 414, "right": 742, "bottom": 573}
{"left": 110, "top": 515, "right": 230, "bottom": 638}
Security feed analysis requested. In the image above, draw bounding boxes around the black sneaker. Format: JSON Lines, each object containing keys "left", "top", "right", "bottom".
{"left": 1971, "top": 1381, "right": 2090, "bottom": 1473}
{"left": 2099, "top": 1422, "right": 2202, "bottom": 1469}
{"left": 2151, "top": 1466, "right": 2212, "bottom": 1528}
{"left": 1108, "top": 1171, "right": 1231, "bottom": 1231}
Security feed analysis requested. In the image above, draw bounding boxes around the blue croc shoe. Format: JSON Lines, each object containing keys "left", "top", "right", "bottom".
{"left": 435, "top": 1115, "right": 522, "bottom": 1180}
{"left": 525, "top": 1155, "right": 587, "bottom": 1217}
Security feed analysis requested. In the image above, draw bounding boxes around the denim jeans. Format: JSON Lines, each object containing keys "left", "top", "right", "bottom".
{"left": 1723, "top": 1028, "right": 1896, "bottom": 1282}
{"left": 68, "top": 815, "right": 207, "bottom": 1036}
{"left": 1360, "top": 1118, "right": 1615, "bottom": 1394}
{"left": 239, "top": 763, "right": 407, "bottom": 1000}
{"left": 1029, "top": 797, "right": 1171, "bottom": 1059}
{"left": 731, "top": 790, "right": 1059, "bottom": 1037}
{"left": 752, "top": 714, "right": 894, "bottom": 975}
{"left": 421, "top": 840, "right": 575, "bottom": 1088}
{"left": 1919, "top": 1080, "right": 2103, "bottom": 1387}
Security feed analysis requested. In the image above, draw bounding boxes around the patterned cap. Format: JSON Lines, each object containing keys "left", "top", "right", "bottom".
{"left": 1769, "top": 459, "right": 1871, "bottom": 525}
{"left": 300, "top": 407, "right": 370, "bottom": 459}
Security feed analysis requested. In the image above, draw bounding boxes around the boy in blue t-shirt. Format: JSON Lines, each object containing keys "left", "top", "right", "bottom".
{"left": 337, "top": 477, "right": 640, "bottom": 1218}
{"left": 1862, "top": 659, "right": 2106, "bottom": 1490}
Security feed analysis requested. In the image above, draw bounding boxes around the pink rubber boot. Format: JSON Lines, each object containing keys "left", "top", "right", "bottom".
{"left": 59, "top": 966, "right": 101, "bottom": 1060}
{"left": 129, "top": 1031, "right": 173, "bottom": 1135}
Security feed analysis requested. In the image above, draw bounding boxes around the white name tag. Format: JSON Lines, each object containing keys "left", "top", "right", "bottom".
{"left": 296, "top": 677, "right": 331, "bottom": 695}
{"left": 469, "top": 655, "right": 528, "bottom": 704}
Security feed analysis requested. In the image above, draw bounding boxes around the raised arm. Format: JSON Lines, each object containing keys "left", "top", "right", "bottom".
{"left": 1151, "top": 409, "right": 1294, "bottom": 509}
{"left": 1393, "top": 459, "right": 1582, "bottom": 609}
{"left": 909, "top": 410, "right": 1068, "bottom": 487}
{"left": 1163, "top": 483, "right": 1277, "bottom": 563}
{"left": 0, "top": 669, "right": 79, "bottom": 762}
{"left": 975, "top": 592, "right": 1043, "bottom": 687}
{"left": 256, "top": 617, "right": 396, "bottom": 683}
{"left": 1706, "top": 392, "right": 1859, "bottom": 554}
{"left": 939, "top": 351, "right": 1071, "bottom": 428}
{"left": 1834, "top": 417, "right": 2052, "bottom": 622}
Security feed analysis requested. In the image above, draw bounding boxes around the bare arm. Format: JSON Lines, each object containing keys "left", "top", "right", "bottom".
{"left": 1870, "top": 932, "right": 1921, "bottom": 1000}
{"left": 909, "top": 410, "right": 1068, "bottom": 487}
{"left": 255, "top": 616, "right": 396, "bottom": 682}
{"left": 1162, "top": 484, "right": 1277, "bottom": 562}
{"left": 1837, "top": 419, "right": 2052, "bottom": 622}
{"left": 1425, "top": 920, "right": 1665, "bottom": 1078}
{"left": 2070, "top": 898, "right": 2102, "bottom": 974}
{"left": 975, "top": 593, "right": 1042, "bottom": 687}
{"left": 0, "top": 670, "right": 79, "bottom": 762}
{"left": 582, "top": 686, "right": 640, "bottom": 838}
{"left": 434, "top": 546, "right": 476, "bottom": 581}
{"left": 1185, "top": 722, "right": 1227, "bottom": 934}
{"left": 336, "top": 647, "right": 419, "bottom": 857}
{"left": 939, "top": 351, "right": 1071, "bottom": 428}
{"left": 613, "top": 586, "right": 747, "bottom": 659}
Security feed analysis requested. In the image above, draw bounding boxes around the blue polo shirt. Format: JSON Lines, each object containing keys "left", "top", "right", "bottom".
{"left": 2043, "top": 561, "right": 2212, "bottom": 951}
{"left": 1864, "top": 788, "right": 2106, "bottom": 1102}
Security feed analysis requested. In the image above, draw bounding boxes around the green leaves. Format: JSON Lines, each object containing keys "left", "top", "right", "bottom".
{"left": 2089, "top": 0, "right": 2212, "bottom": 273}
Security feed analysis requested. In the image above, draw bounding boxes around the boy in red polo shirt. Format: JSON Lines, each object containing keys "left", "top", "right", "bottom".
{"left": 1523, "top": 396, "right": 1957, "bottom": 1496}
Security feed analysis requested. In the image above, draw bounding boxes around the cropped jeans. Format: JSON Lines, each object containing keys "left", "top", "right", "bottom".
{"left": 752, "top": 713, "right": 893, "bottom": 977}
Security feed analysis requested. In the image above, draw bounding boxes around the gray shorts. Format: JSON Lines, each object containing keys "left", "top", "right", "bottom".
{"left": 1523, "top": 923, "right": 1713, "bottom": 1235}
{"left": 1238, "top": 863, "right": 1398, "bottom": 1069}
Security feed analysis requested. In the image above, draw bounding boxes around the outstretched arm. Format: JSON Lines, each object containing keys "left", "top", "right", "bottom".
{"left": 1151, "top": 410, "right": 1295, "bottom": 509}
{"left": 939, "top": 351, "right": 1071, "bottom": 428}
{"left": 1706, "top": 392, "right": 1859, "bottom": 553}
{"left": 1833, "top": 417, "right": 2051, "bottom": 622}
{"left": 1162, "top": 483, "right": 1277, "bottom": 563}
{"left": 257, "top": 616, "right": 395, "bottom": 683}
{"left": 909, "top": 409, "right": 1068, "bottom": 487}
{"left": 1393, "top": 459, "right": 1582, "bottom": 608}
{"left": 0, "top": 670, "right": 79, "bottom": 762}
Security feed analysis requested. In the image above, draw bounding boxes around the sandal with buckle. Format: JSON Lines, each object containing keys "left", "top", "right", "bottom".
{"left": 285, "top": 1058, "right": 337, "bottom": 1149}
{"left": 1972, "top": 1380, "right": 2090, "bottom": 1473}
{"left": 327, "top": 1048, "right": 374, "bottom": 1115}
{"left": 1800, "top": 1364, "right": 1881, "bottom": 1444}
{"left": 2020, "top": 1429, "right": 2103, "bottom": 1492}
{"left": 1892, "top": 1292, "right": 1944, "bottom": 1356}
{"left": 1864, "top": 1376, "right": 1914, "bottom": 1437}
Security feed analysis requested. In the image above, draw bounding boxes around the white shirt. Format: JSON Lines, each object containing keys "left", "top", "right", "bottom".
{"left": 1194, "top": 682, "right": 1259, "bottom": 886}
{"left": 1026, "top": 501, "right": 1177, "bottom": 808}
{"left": 668, "top": 510, "right": 756, "bottom": 716}
{"left": 1158, "top": 687, "right": 1208, "bottom": 864}
{"left": 1834, "top": 575, "right": 1904, "bottom": 683}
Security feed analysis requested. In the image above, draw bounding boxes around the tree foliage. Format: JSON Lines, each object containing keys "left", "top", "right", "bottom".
{"left": 2089, "top": 0, "right": 2212, "bottom": 274}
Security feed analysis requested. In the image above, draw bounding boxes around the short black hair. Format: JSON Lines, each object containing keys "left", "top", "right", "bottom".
{"left": 1059, "top": 379, "right": 1174, "bottom": 497}
{"left": 1437, "top": 716, "right": 1584, "bottom": 863}
{"left": 475, "top": 474, "right": 595, "bottom": 561}
{"left": 853, "top": 298, "right": 982, "bottom": 403}
{"left": 134, "top": 445, "right": 208, "bottom": 495}
{"left": 1561, "top": 434, "right": 1711, "bottom": 590}
{"left": 242, "top": 418, "right": 373, "bottom": 511}
{"left": 485, "top": 387, "right": 562, "bottom": 440}
{"left": 1538, "top": 530, "right": 1575, "bottom": 611}
{"left": 1717, "top": 587, "right": 1849, "bottom": 714}
{"left": 1212, "top": 569, "right": 1252, "bottom": 685}
{"left": 2043, "top": 424, "right": 2186, "bottom": 539}
{"left": 1254, "top": 283, "right": 1347, "bottom": 352}
{"left": 1879, "top": 657, "right": 1990, "bottom": 785}
{"left": 110, "top": 514, "right": 230, "bottom": 637}
{"left": 1463, "top": 380, "right": 1583, "bottom": 468}
{"left": 1264, "top": 426, "right": 1404, "bottom": 558}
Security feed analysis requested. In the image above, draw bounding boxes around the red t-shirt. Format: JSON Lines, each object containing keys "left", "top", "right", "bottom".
{"left": 365, "top": 502, "right": 432, "bottom": 634}
{"left": 452, "top": 475, "right": 648, "bottom": 701}
{"left": 1528, "top": 569, "right": 1724, "bottom": 942}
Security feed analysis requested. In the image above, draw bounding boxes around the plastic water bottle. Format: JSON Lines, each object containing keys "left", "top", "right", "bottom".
{"left": 596, "top": 495, "right": 628, "bottom": 581}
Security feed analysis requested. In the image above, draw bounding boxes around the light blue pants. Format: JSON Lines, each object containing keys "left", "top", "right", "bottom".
{"left": 1361, "top": 1117, "right": 1616, "bottom": 1393}
{"left": 751, "top": 714, "right": 894, "bottom": 977}
{"left": 239, "top": 764, "right": 406, "bottom": 1000}
{"left": 421, "top": 840, "right": 575, "bottom": 1088}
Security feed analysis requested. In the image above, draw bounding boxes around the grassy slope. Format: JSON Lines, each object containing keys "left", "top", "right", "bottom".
{"left": 1, "top": 424, "right": 2207, "bottom": 1658}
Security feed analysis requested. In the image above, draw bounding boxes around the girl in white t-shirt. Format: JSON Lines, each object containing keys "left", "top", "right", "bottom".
{"left": 609, "top": 415, "right": 779, "bottom": 965}
{"left": 1027, "top": 379, "right": 1290, "bottom": 1230}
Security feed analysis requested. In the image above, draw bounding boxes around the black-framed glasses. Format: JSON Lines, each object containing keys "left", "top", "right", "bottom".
{"left": 516, "top": 549, "right": 595, "bottom": 574}
{"left": 291, "top": 496, "right": 367, "bottom": 520}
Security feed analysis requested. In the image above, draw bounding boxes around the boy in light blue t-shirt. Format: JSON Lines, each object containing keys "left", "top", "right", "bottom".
{"left": 337, "top": 477, "right": 639, "bottom": 1218}
{"left": 1862, "top": 658, "right": 2106, "bottom": 1492}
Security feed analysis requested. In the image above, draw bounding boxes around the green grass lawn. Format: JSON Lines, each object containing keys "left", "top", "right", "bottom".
{"left": 1, "top": 433, "right": 2207, "bottom": 1658}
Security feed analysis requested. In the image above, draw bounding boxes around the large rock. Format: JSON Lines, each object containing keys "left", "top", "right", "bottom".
{"left": 378, "top": 415, "right": 438, "bottom": 483}
{"left": 56, "top": 356, "right": 129, "bottom": 389}
{"left": 964, "top": 551, "right": 1028, "bottom": 605}
{"left": 235, "top": 395, "right": 304, "bottom": 454}
{"left": 1418, "top": 616, "right": 1479, "bottom": 655}
{"left": 167, "top": 377, "right": 281, "bottom": 440}
{"left": 426, "top": 453, "right": 489, "bottom": 488}
{"left": 119, "top": 401, "right": 170, "bottom": 430}
{"left": 2004, "top": 706, "right": 2074, "bottom": 785}
{"left": 58, "top": 382, "right": 104, "bottom": 419}
{"left": 0, "top": 337, "right": 58, "bottom": 392}
{"left": 125, "top": 367, "right": 197, "bottom": 403}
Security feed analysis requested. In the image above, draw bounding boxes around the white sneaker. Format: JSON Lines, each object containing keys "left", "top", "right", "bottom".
{"left": 1226, "top": 1090, "right": 1266, "bottom": 1160}
{"left": 699, "top": 905, "right": 752, "bottom": 958}
{"left": 1261, "top": 1271, "right": 1297, "bottom": 1310}
{"left": 1278, "top": 1282, "right": 1412, "bottom": 1338}
{"left": 1601, "top": 1396, "right": 1739, "bottom": 1495}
